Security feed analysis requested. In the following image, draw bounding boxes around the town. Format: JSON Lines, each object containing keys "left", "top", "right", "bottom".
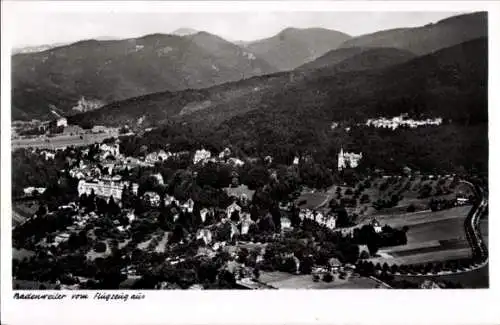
{"left": 12, "top": 121, "right": 488, "bottom": 290}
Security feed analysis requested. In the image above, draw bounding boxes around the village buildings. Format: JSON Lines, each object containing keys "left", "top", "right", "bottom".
{"left": 193, "top": 149, "right": 212, "bottom": 164}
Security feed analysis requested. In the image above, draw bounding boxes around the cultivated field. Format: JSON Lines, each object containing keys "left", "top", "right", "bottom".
{"left": 12, "top": 132, "right": 118, "bottom": 150}
{"left": 393, "top": 264, "right": 489, "bottom": 288}
{"left": 259, "top": 271, "right": 381, "bottom": 289}
{"left": 367, "top": 206, "right": 472, "bottom": 265}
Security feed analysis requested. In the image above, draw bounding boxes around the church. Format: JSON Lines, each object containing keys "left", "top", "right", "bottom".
{"left": 338, "top": 146, "right": 363, "bottom": 171}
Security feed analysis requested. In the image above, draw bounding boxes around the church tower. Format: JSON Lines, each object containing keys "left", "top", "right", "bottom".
{"left": 338, "top": 146, "right": 345, "bottom": 171}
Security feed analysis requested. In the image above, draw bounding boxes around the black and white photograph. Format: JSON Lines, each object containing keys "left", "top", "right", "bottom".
{"left": 1, "top": 1, "right": 499, "bottom": 324}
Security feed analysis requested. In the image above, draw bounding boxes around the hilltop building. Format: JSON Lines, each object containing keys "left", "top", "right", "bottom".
{"left": 338, "top": 147, "right": 363, "bottom": 171}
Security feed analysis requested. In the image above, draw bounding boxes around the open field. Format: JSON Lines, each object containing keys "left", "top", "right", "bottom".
{"left": 12, "top": 132, "right": 118, "bottom": 150}
{"left": 296, "top": 191, "right": 330, "bottom": 210}
{"left": 393, "top": 264, "right": 489, "bottom": 288}
{"left": 366, "top": 206, "right": 471, "bottom": 265}
{"left": 259, "top": 271, "right": 381, "bottom": 289}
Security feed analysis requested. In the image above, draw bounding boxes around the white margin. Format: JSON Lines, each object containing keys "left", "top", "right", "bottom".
{"left": 1, "top": 2, "right": 499, "bottom": 325}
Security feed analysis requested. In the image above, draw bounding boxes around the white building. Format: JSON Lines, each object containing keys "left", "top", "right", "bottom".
{"left": 371, "top": 219, "right": 383, "bottom": 233}
{"left": 164, "top": 195, "right": 179, "bottom": 207}
{"left": 23, "top": 187, "right": 46, "bottom": 196}
{"left": 181, "top": 198, "right": 195, "bottom": 213}
{"left": 196, "top": 229, "right": 213, "bottom": 245}
{"left": 227, "top": 157, "right": 245, "bottom": 167}
{"left": 226, "top": 202, "right": 242, "bottom": 219}
{"left": 56, "top": 117, "right": 68, "bottom": 127}
{"left": 142, "top": 191, "right": 161, "bottom": 207}
{"left": 219, "top": 147, "right": 232, "bottom": 159}
{"left": 151, "top": 173, "right": 164, "bottom": 185}
{"left": 77, "top": 179, "right": 138, "bottom": 201}
{"left": 100, "top": 143, "right": 120, "bottom": 158}
{"left": 338, "top": 147, "right": 363, "bottom": 171}
{"left": 200, "top": 208, "right": 214, "bottom": 223}
{"left": 193, "top": 149, "right": 212, "bottom": 164}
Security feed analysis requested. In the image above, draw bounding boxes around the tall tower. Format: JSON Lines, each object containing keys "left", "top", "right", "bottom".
{"left": 338, "top": 146, "right": 345, "bottom": 171}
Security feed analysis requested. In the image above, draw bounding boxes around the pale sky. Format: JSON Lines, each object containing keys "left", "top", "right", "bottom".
{"left": 6, "top": 5, "right": 467, "bottom": 48}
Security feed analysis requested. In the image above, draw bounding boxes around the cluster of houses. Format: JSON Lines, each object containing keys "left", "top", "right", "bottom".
{"left": 299, "top": 209, "right": 337, "bottom": 229}
{"left": 192, "top": 147, "right": 245, "bottom": 167}
{"left": 365, "top": 114, "right": 443, "bottom": 130}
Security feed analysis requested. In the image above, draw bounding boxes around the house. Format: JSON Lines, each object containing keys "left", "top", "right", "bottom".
{"left": 328, "top": 257, "right": 342, "bottom": 271}
{"left": 100, "top": 143, "right": 120, "bottom": 158}
{"left": 145, "top": 150, "right": 171, "bottom": 164}
{"left": 54, "top": 232, "right": 70, "bottom": 245}
{"left": 193, "top": 149, "right": 212, "bottom": 164}
{"left": 200, "top": 208, "right": 214, "bottom": 223}
{"left": 227, "top": 157, "right": 245, "bottom": 167}
{"left": 142, "top": 191, "right": 161, "bottom": 207}
{"left": 196, "top": 229, "right": 213, "bottom": 245}
{"left": 226, "top": 202, "right": 242, "bottom": 219}
{"left": 151, "top": 173, "right": 164, "bottom": 185}
{"left": 218, "top": 147, "right": 232, "bottom": 159}
{"left": 164, "top": 195, "right": 179, "bottom": 207}
{"left": 299, "top": 209, "right": 314, "bottom": 221}
{"left": 280, "top": 217, "right": 292, "bottom": 230}
{"left": 371, "top": 219, "right": 383, "bottom": 233}
{"left": 23, "top": 187, "right": 46, "bottom": 196}
{"left": 323, "top": 215, "right": 336, "bottom": 229}
{"left": 181, "top": 198, "right": 195, "bottom": 213}
{"left": 40, "top": 150, "right": 55, "bottom": 160}
{"left": 56, "top": 117, "right": 68, "bottom": 127}
{"left": 240, "top": 218, "right": 255, "bottom": 235}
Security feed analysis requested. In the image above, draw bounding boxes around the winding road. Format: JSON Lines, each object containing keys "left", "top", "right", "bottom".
{"left": 462, "top": 180, "right": 488, "bottom": 263}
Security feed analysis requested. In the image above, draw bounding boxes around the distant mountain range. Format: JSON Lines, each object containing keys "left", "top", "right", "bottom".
{"left": 172, "top": 28, "right": 199, "bottom": 36}
{"left": 241, "top": 27, "right": 352, "bottom": 71}
{"left": 12, "top": 32, "right": 276, "bottom": 120}
{"left": 70, "top": 36, "right": 487, "bottom": 130}
{"left": 12, "top": 11, "right": 487, "bottom": 122}
{"left": 339, "top": 12, "right": 486, "bottom": 55}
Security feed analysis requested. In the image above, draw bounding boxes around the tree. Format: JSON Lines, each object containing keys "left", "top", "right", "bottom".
{"left": 253, "top": 267, "right": 260, "bottom": 280}
{"left": 322, "top": 273, "right": 333, "bottom": 282}
{"left": 107, "top": 196, "right": 121, "bottom": 216}
{"left": 335, "top": 207, "right": 351, "bottom": 228}
{"left": 94, "top": 241, "right": 107, "bottom": 253}
{"left": 299, "top": 256, "right": 314, "bottom": 274}
{"left": 230, "top": 210, "right": 240, "bottom": 223}
{"left": 367, "top": 238, "right": 379, "bottom": 257}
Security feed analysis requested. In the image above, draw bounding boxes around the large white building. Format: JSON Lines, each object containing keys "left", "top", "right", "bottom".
{"left": 338, "top": 147, "right": 363, "bottom": 171}
{"left": 77, "top": 178, "right": 138, "bottom": 201}
{"left": 193, "top": 149, "right": 212, "bottom": 164}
